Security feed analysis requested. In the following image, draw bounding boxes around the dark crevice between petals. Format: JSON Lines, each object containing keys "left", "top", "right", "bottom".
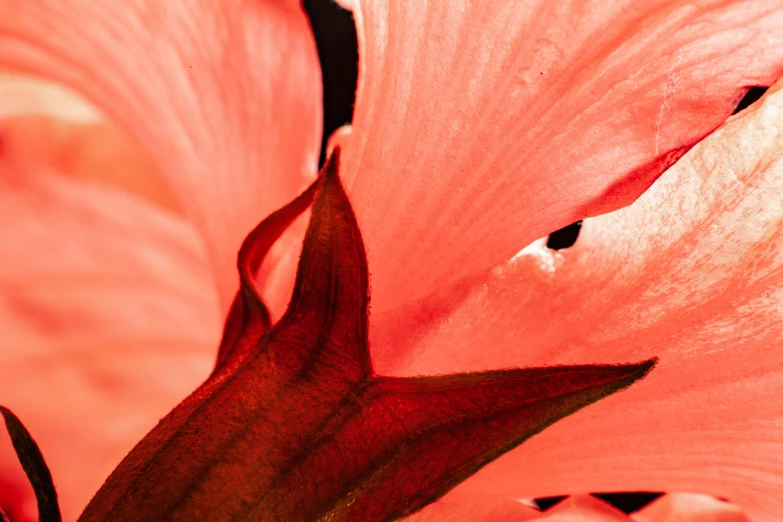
{"left": 535, "top": 496, "right": 567, "bottom": 510}
{"left": 592, "top": 492, "right": 664, "bottom": 513}
{"left": 303, "top": 0, "right": 358, "bottom": 167}
{"left": 80, "top": 148, "right": 657, "bottom": 521}
{"left": 535, "top": 492, "right": 663, "bottom": 514}
{"left": 546, "top": 220, "right": 583, "bottom": 250}
{"left": 0, "top": 406, "right": 61, "bottom": 522}
{"left": 732, "top": 86, "right": 769, "bottom": 115}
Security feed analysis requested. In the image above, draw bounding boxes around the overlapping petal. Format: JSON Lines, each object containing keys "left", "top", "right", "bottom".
{"left": 373, "top": 80, "right": 783, "bottom": 520}
{"left": 2, "top": 0, "right": 781, "bottom": 519}
{"left": 0, "top": 74, "right": 181, "bottom": 213}
{"left": 410, "top": 493, "right": 636, "bottom": 521}
{"left": 408, "top": 493, "right": 541, "bottom": 521}
{"left": 0, "top": 158, "right": 221, "bottom": 520}
{"left": 0, "top": 0, "right": 323, "bottom": 310}
{"left": 338, "top": 0, "right": 783, "bottom": 313}
{"left": 633, "top": 493, "right": 750, "bottom": 522}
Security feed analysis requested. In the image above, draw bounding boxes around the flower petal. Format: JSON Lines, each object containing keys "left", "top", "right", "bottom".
{"left": 341, "top": 0, "right": 783, "bottom": 312}
{"left": 0, "top": 160, "right": 221, "bottom": 520}
{"left": 375, "top": 79, "right": 783, "bottom": 520}
{"left": 633, "top": 493, "right": 748, "bottom": 522}
{"left": 407, "top": 492, "right": 541, "bottom": 521}
{"left": 409, "top": 493, "right": 637, "bottom": 521}
{"left": 633, "top": 493, "right": 750, "bottom": 522}
{"left": 0, "top": 0, "right": 323, "bottom": 310}
{"left": 0, "top": 74, "right": 181, "bottom": 213}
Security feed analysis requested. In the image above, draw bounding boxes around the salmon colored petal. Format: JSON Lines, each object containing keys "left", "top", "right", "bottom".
{"left": 407, "top": 492, "right": 541, "bottom": 521}
{"left": 540, "top": 496, "right": 632, "bottom": 521}
{"left": 0, "top": 74, "right": 181, "bottom": 213}
{"left": 340, "top": 0, "right": 783, "bottom": 313}
{"left": 402, "top": 493, "right": 634, "bottom": 521}
{"left": 633, "top": 493, "right": 750, "bottom": 522}
{"left": 0, "top": 161, "right": 221, "bottom": 520}
{"left": 0, "top": 0, "right": 323, "bottom": 311}
{"left": 375, "top": 79, "right": 783, "bottom": 520}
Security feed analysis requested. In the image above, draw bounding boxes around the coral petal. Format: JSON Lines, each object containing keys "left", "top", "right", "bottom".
{"left": 0, "top": 161, "right": 221, "bottom": 520}
{"left": 408, "top": 492, "right": 541, "bottom": 521}
{"left": 0, "top": 75, "right": 181, "bottom": 213}
{"left": 379, "top": 79, "right": 783, "bottom": 520}
{"left": 0, "top": 0, "right": 323, "bottom": 310}
{"left": 343, "top": 0, "right": 783, "bottom": 312}
{"left": 80, "top": 152, "right": 652, "bottom": 522}
{"left": 633, "top": 493, "right": 750, "bottom": 522}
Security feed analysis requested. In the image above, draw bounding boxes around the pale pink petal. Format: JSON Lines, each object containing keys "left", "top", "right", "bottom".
{"left": 339, "top": 0, "right": 783, "bottom": 313}
{"left": 374, "top": 79, "right": 783, "bottom": 521}
{"left": 0, "top": 74, "right": 101, "bottom": 121}
{"left": 633, "top": 493, "right": 749, "bottom": 522}
{"left": 0, "top": 0, "right": 323, "bottom": 310}
{"left": 0, "top": 160, "right": 222, "bottom": 520}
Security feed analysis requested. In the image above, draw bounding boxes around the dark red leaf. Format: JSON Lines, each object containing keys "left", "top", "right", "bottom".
{"left": 79, "top": 149, "right": 655, "bottom": 521}
{"left": 0, "top": 406, "right": 61, "bottom": 522}
{"left": 214, "top": 175, "right": 321, "bottom": 373}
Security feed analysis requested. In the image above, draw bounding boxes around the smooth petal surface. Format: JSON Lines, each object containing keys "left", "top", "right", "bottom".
{"left": 0, "top": 74, "right": 181, "bottom": 213}
{"left": 340, "top": 0, "right": 783, "bottom": 313}
{"left": 374, "top": 80, "right": 783, "bottom": 520}
{"left": 408, "top": 492, "right": 541, "bottom": 521}
{"left": 0, "top": 0, "right": 323, "bottom": 310}
{"left": 633, "top": 493, "right": 750, "bottom": 522}
{"left": 0, "top": 160, "right": 221, "bottom": 520}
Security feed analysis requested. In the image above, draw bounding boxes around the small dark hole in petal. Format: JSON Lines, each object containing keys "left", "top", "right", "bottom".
{"left": 592, "top": 492, "right": 663, "bottom": 513}
{"left": 303, "top": 0, "right": 360, "bottom": 167}
{"left": 306, "top": 5, "right": 678, "bottom": 518}
{"left": 536, "top": 492, "right": 663, "bottom": 514}
{"left": 733, "top": 86, "right": 768, "bottom": 115}
{"left": 534, "top": 496, "right": 567, "bottom": 510}
{"left": 546, "top": 221, "right": 583, "bottom": 250}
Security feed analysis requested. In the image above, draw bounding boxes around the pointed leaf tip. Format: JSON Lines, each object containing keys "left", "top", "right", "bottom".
{"left": 78, "top": 133, "right": 658, "bottom": 521}
{"left": 312, "top": 359, "right": 658, "bottom": 520}
{"left": 214, "top": 173, "right": 322, "bottom": 373}
{"left": 271, "top": 143, "right": 371, "bottom": 379}
{"left": 0, "top": 406, "right": 61, "bottom": 522}
{"left": 215, "top": 148, "right": 341, "bottom": 373}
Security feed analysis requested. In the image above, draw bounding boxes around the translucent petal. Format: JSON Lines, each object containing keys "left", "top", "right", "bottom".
{"left": 0, "top": 0, "right": 323, "bottom": 310}
{"left": 341, "top": 0, "right": 783, "bottom": 313}
{"left": 0, "top": 161, "right": 221, "bottom": 520}
{"left": 633, "top": 493, "right": 750, "bottom": 522}
{"left": 378, "top": 79, "right": 783, "bottom": 521}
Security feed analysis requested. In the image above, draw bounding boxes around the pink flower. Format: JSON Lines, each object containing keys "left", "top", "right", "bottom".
{"left": 2, "top": 0, "right": 783, "bottom": 520}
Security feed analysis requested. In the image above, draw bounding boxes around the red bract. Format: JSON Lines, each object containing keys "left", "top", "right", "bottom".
{"left": 75, "top": 151, "right": 651, "bottom": 520}
{"left": 2, "top": 0, "right": 783, "bottom": 520}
